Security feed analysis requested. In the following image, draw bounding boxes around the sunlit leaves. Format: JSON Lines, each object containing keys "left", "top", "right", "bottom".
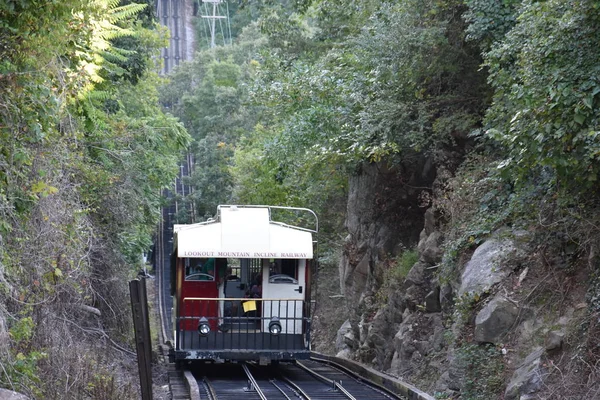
{"left": 0, "top": 0, "right": 187, "bottom": 276}
{"left": 0, "top": 3, "right": 190, "bottom": 395}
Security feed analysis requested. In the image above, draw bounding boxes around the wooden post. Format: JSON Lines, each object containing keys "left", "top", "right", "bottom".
{"left": 130, "top": 278, "right": 153, "bottom": 400}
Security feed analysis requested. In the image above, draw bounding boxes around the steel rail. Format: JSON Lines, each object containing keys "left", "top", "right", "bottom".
{"left": 242, "top": 363, "right": 268, "bottom": 400}
{"left": 309, "top": 355, "right": 402, "bottom": 399}
{"left": 268, "top": 379, "right": 294, "bottom": 400}
{"left": 202, "top": 376, "right": 218, "bottom": 400}
{"left": 245, "top": 362, "right": 295, "bottom": 400}
{"left": 295, "top": 361, "right": 357, "bottom": 400}
{"left": 276, "top": 373, "right": 312, "bottom": 400}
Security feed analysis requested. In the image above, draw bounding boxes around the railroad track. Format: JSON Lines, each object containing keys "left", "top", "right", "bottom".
{"left": 192, "top": 360, "right": 406, "bottom": 400}
{"left": 155, "top": 0, "right": 195, "bottom": 75}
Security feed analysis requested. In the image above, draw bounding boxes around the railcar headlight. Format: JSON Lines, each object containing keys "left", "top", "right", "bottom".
{"left": 268, "top": 317, "right": 282, "bottom": 336}
{"left": 198, "top": 317, "right": 210, "bottom": 336}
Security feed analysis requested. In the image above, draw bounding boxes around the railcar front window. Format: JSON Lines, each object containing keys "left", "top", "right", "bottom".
{"left": 185, "top": 257, "right": 216, "bottom": 281}
{"left": 268, "top": 259, "right": 298, "bottom": 284}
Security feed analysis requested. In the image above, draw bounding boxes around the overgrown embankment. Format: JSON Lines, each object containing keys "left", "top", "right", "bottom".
{"left": 0, "top": 1, "right": 188, "bottom": 398}
{"left": 297, "top": 1, "right": 600, "bottom": 398}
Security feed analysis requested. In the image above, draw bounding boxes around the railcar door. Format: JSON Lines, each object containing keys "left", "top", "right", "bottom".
{"left": 262, "top": 258, "right": 306, "bottom": 334}
{"left": 179, "top": 258, "right": 219, "bottom": 330}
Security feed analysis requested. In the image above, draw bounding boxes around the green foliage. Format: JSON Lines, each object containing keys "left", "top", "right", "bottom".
{"left": 258, "top": 4, "right": 315, "bottom": 53}
{"left": 231, "top": 125, "right": 291, "bottom": 206}
{"left": 463, "top": 0, "right": 520, "bottom": 49}
{"left": 376, "top": 249, "right": 419, "bottom": 305}
{"left": 1, "top": 317, "right": 46, "bottom": 396}
{"left": 483, "top": 0, "right": 600, "bottom": 194}
{"left": 86, "top": 372, "right": 135, "bottom": 400}
{"left": 456, "top": 343, "right": 505, "bottom": 400}
{"left": 80, "top": 70, "right": 190, "bottom": 263}
{"left": 166, "top": 2, "right": 600, "bottom": 398}
{"left": 8, "top": 316, "right": 34, "bottom": 344}
{"left": 312, "top": 0, "right": 381, "bottom": 41}
{"left": 162, "top": 27, "right": 266, "bottom": 221}
{"left": 393, "top": 249, "right": 419, "bottom": 281}
{"left": 452, "top": 292, "right": 481, "bottom": 328}
{"left": 0, "top": 0, "right": 188, "bottom": 396}
{"left": 435, "top": 152, "right": 516, "bottom": 283}
{"left": 254, "top": 0, "right": 487, "bottom": 171}
{"left": 168, "top": 0, "right": 490, "bottom": 263}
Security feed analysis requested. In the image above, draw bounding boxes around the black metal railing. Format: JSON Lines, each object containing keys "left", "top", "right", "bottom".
{"left": 176, "top": 298, "right": 310, "bottom": 355}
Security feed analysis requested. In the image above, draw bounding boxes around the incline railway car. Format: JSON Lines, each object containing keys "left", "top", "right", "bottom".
{"left": 169, "top": 205, "right": 318, "bottom": 365}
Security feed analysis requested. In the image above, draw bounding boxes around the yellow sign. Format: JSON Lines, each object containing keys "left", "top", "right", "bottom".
{"left": 243, "top": 300, "right": 257, "bottom": 312}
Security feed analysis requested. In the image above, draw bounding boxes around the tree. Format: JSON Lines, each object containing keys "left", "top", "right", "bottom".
{"left": 162, "top": 24, "right": 266, "bottom": 221}
{"left": 483, "top": 0, "right": 600, "bottom": 193}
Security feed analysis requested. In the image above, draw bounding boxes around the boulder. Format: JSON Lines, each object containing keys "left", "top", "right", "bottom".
{"left": 435, "top": 370, "right": 451, "bottom": 392}
{"left": 404, "top": 261, "right": 427, "bottom": 288}
{"left": 388, "top": 312, "right": 446, "bottom": 378}
{"left": 474, "top": 295, "right": 519, "bottom": 343}
{"left": 414, "top": 340, "right": 433, "bottom": 357}
{"left": 504, "top": 347, "right": 547, "bottom": 400}
{"left": 346, "top": 252, "right": 371, "bottom": 299}
{"left": 519, "top": 395, "right": 537, "bottom": 400}
{"left": 386, "top": 290, "right": 406, "bottom": 324}
{"left": 335, "top": 320, "right": 353, "bottom": 352}
{"left": 336, "top": 348, "right": 353, "bottom": 360}
{"left": 369, "top": 309, "right": 391, "bottom": 339}
{"left": 343, "top": 330, "right": 357, "bottom": 349}
{"left": 459, "top": 238, "right": 516, "bottom": 296}
{"left": 446, "top": 350, "right": 465, "bottom": 391}
{"left": 0, "top": 389, "right": 30, "bottom": 400}
{"left": 545, "top": 330, "right": 565, "bottom": 351}
{"left": 405, "top": 286, "right": 422, "bottom": 311}
{"left": 358, "top": 318, "right": 369, "bottom": 344}
{"left": 419, "top": 231, "right": 443, "bottom": 265}
{"left": 388, "top": 351, "right": 401, "bottom": 374}
{"left": 430, "top": 314, "right": 445, "bottom": 352}
{"left": 0, "top": 309, "right": 8, "bottom": 354}
{"left": 367, "top": 308, "right": 397, "bottom": 368}
{"left": 440, "top": 283, "right": 454, "bottom": 311}
{"left": 423, "top": 207, "right": 436, "bottom": 236}
{"left": 392, "top": 321, "right": 411, "bottom": 355}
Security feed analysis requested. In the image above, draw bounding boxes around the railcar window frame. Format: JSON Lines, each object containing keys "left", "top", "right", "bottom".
{"left": 184, "top": 257, "right": 216, "bottom": 282}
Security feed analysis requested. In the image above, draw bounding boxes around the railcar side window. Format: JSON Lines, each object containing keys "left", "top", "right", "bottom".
{"left": 185, "top": 258, "right": 216, "bottom": 281}
{"left": 268, "top": 259, "right": 298, "bottom": 284}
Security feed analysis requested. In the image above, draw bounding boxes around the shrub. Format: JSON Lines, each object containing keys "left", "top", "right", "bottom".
{"left": 456, "top": 343, "right": 505, "bottom": 400}
{"left": 393, "top": 249, "right": 419, "bottom": 280}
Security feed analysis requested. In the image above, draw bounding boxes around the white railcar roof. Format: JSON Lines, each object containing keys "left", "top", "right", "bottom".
{"left": 174, "top": 206, "right": 315, "bottom": 259}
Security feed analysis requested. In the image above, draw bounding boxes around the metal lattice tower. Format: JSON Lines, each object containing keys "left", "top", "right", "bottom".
{"left": 200, "top": 0, "right": 231, "bottom": 48}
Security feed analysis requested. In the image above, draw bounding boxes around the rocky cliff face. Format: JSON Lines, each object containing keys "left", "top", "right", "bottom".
{"left": 338, "top": 159, "right": 437, "bottom": 367}
{"left": 335, "top": 158, "right": 599, "bottom": 399}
